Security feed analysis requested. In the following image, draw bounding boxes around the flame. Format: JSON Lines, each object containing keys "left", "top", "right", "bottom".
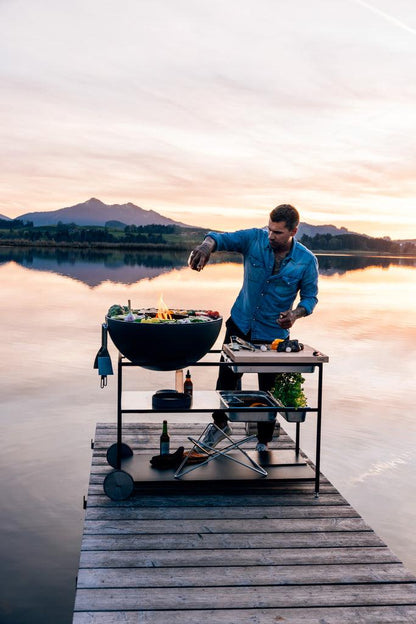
{"left": 156, "top": 293, "right": 173, "bottom": 320}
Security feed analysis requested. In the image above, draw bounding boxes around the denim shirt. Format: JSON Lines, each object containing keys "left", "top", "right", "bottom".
{"left": 207, "top": 227, "right": 319, "bottom": 341}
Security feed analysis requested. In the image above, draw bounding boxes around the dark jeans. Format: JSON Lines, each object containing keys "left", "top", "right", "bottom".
{"left": 214, "top": 317, "right": 276, "bottom": 444}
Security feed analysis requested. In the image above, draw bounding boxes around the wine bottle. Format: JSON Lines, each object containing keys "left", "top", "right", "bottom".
{"left": 160, "top": 420, "right": 170, "bottom": 455}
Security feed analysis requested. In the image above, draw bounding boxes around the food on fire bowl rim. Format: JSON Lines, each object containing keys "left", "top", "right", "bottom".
{"left": 105, "top": 304, "right": 223, "bottom": 371}
{"left": 107, "top": 304, "right": 221, "bottom": 323}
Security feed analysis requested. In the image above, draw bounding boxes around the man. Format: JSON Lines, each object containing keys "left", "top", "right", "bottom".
{"left": 188, "top": 204, "right": 319, "bottom": 451}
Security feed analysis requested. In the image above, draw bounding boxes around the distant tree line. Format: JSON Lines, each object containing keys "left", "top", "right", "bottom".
{"left": 0, "top": 221, "right": 175, "bottom": 245}
{"left": 122, "top": 224, "right": 177, "bottom": 243}
{"left": 299, "top": 232, "right": 416, "bottom": 254}
{"left": 0, "top": 218, "right": 33, "bottom": 229}
{"left": 0, "top": 218, "right": 415, "bottom": 253}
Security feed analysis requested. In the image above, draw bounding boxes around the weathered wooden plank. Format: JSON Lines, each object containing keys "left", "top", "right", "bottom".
{"left": 91, "top": 440, "right": 298, "bottom": 457}
{"left": 93, "top": 423, "right": 277, "bottom": 433}
{"left": 77, "top": 562, "right": 415, "bottom": 588}
{"left": 95, "top": 423, "right": 281, "bottom": 433}
{"left": 91, "top": 464, "right": 318, "bottom": 478}
{"left": 93, "top": 425, "right": 280, "bottom": 434}
{"left": 93, "top": 423, "right": 287, "bottom": 442}
{"left": 87, "top": 481, "right": 337, "bottom": 496}
{"left": 79, "top": 546, "right": 401, "bottom": 568}
{"left": 72, "top": 605, "right": 416, "bottom": 623}
{"left": 74, "top": 583, "right": 416, "bottom": 610}
{"left": 92, "top": 432, "right": 286, "bottom": 443}
{"left": 93, "top": 435, "right": 285, "bottom": 444}
{"left": 82, "top": 516, "right": 371, "bottom": 534}
{"left": 93, "top": 429, "right": 287, "bottom": 438}
{"left": 84, "top": 504, "right": 359, "bottom": 520}
{"left": 81, "top": 531, "right": 385, "bottom": 550}
{"left": 90, "top": 442, "right": 309, "bottom": 457}
{"left": 85, "top": 491, "right": 349, "bottom": 507}
{"left": 94, "top": 426, "right": 283, "bottom": 434}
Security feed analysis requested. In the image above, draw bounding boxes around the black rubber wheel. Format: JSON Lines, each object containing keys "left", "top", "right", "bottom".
{"left": 106, "top": 442, "right": 133, "bottom": 468}
{"left": 103, "top": 469, "right": 134, "bottom": 500}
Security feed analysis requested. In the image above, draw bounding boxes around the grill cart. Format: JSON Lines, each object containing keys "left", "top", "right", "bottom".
{"left": 97, "top": 310, "right": 328, "bottom": 500}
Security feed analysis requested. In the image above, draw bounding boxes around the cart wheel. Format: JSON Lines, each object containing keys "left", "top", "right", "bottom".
{"left": 103, "top": 469, "right": 134, "bottom": 500}
{"left": 106, "top": 443, "right": 133, "bottom": 468}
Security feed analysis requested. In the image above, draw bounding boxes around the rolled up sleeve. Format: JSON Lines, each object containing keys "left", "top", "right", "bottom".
{"left": 207, "top": 229, "right": 256, "bottom": 254}
{"left": 298, "top": 256, "right": 319, "bottom": 315}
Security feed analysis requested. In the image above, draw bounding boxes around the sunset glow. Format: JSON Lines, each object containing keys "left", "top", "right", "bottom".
{"left": 1, "top": 0, "right": 416, "bottom": 239}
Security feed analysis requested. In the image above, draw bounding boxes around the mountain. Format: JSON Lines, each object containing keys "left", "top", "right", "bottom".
{"left": 17, "top": 198, "right": 190, "bottom": 228}
{"left": 297, "top": 222, "right": 362, "bottom": 238}
{"left": 0, "top": 213, "right": 11, "bottom": 221}
{"left": 6, "top": 198, "right": 402, "bottom": 240}
{"left": 16, "top": 198, "right": 365, "bottom": 234}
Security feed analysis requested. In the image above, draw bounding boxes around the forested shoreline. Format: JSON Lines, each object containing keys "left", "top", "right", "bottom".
{"left": 1, "top": 219, "right": 415, "bottom": 255}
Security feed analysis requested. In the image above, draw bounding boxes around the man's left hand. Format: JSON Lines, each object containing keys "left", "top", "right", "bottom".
{"left": 277, "top": 307, "right": 306, "bottom": 329}
{"left": 277, "top": 310, "right": 295, "bottom": 329}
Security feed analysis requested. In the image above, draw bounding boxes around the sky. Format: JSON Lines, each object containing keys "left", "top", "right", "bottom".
{"left": 1, "top": 0, "right": 416, "bottom": 239}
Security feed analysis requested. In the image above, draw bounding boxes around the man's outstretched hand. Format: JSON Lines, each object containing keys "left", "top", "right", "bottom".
{"left": 188, "top": 237, "right": 216, "bottom": 271}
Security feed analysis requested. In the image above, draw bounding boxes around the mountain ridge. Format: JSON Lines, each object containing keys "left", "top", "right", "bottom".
{"left": 0, "top": 197, "right": 396, "bottom": 239}
{"left": 16, "top": 197, "right": 190, "bottom": 228}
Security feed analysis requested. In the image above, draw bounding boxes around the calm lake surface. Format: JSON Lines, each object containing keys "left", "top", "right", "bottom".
{"left": 1, "top": 247, "right": 416, "bottom": 623}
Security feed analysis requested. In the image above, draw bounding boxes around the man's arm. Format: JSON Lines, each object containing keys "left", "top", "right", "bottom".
{"left": 188, "top": 236, "right": 216, "bottom": 271}
{"left": 278, "top": 253, "right": 319, "bottom": 329}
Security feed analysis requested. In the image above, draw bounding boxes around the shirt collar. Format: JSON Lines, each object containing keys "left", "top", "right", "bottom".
{"left": 287, "top": 237, "right": 297, "bottom": 260}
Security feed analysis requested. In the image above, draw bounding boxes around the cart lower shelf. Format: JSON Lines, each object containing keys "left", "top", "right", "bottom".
{"left": 103, "top": 449, "right": 315, "bottom": 500}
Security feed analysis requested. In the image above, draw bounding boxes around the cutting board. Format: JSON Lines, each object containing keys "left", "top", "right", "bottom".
{"left": 222, "top": 342, "right": 329, "bottom": 365}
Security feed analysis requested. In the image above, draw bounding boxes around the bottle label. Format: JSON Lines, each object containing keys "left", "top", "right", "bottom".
{"left": 160, "top": 442, "right": 170, "bottom": 455}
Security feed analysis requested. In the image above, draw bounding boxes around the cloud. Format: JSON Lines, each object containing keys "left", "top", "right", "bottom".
{"left": 1, "top": 0, "right": 416, "bottom": 237}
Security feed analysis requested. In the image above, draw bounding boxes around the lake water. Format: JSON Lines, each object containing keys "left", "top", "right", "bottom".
{"left": 0, "top": 247, "right": 416, "bottom": 623}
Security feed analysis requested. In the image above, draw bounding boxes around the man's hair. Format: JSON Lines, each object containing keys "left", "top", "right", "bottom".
{"left": 269, "top": 204, "right": 300, "bottom": 231}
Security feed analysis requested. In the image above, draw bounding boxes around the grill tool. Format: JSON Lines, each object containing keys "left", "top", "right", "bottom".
{"left": 231, "top": 335, "right": 257, "bottom": 351}
{"left": 94, "top": 323, "right": 114, "bottom": 388}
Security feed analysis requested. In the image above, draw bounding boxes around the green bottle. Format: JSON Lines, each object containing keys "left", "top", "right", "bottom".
{"left": 160, "top": 420, "right": 170, "bottom": 455}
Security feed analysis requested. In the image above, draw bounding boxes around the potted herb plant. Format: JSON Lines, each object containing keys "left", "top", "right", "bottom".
{"left": 271, "top": 372, "right": 307, "bottom": 422}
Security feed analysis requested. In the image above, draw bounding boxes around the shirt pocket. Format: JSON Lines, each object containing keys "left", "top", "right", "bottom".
{"left": 246, "top": 254, "right": 265, "bottom": 282}
{"left": 279, "top": 274, "right": 299, "bottom": 290}
{"left": 271, "top": 273, "right": 300, "bottom": 303}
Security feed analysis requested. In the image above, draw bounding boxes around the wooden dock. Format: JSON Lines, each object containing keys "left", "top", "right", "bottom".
{"left": 73, "top": 422, "right": 416, "bottom": 623}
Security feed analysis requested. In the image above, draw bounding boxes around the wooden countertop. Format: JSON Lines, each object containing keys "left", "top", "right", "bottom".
{"left": 222, "top": 343, "right": 329, "bottom": 364}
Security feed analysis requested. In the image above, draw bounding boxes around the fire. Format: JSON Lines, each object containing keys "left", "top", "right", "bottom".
{"left": 156, "top": 294, "right": 173, "bottom": 320}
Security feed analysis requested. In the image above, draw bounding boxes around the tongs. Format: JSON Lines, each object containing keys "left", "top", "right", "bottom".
{"left": 230, "top": 335, "right": 256, "bottom": 351}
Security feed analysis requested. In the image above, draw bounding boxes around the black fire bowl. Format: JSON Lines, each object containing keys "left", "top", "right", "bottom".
{"left": 106, "top": 315, "right": 223, "bottom": 371}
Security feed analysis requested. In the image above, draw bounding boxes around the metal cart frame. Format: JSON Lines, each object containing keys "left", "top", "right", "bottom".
{"left": 103, "top": 348, "right": 327, "bottom": 500}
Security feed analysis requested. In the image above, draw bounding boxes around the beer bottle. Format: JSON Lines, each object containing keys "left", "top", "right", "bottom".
{"left": 184, "top": 370, "right": 193, "bottom": 396}
{"left": 160, "top": 420, "right": 170, "bottom": 455}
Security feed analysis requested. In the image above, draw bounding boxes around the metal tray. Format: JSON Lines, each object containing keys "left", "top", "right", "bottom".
{"left": 218, "top": 390, "right": 279, "bottom": 422}
{"left": 273, "top": 397, "right": 307, "bottom": 422}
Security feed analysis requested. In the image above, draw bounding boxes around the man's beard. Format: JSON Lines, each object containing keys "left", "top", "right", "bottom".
{"left": 269, "top": 240, "right": 285, "bottom": 252}
{"left": 269, "top": 237, "right": 292, "bottom": 253}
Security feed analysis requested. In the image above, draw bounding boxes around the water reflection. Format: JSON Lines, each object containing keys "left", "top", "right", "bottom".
{"left": 0, "top": 247, "right": 191, "bottom": 287}
{"left": 317, "top": 253, "right": 416, "bottom": 275}
{"left": 0, "top": 249, "right": 416, "bottom": 623}
{"left": 1, "top": 246, "right": 415, "bottom": 287}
